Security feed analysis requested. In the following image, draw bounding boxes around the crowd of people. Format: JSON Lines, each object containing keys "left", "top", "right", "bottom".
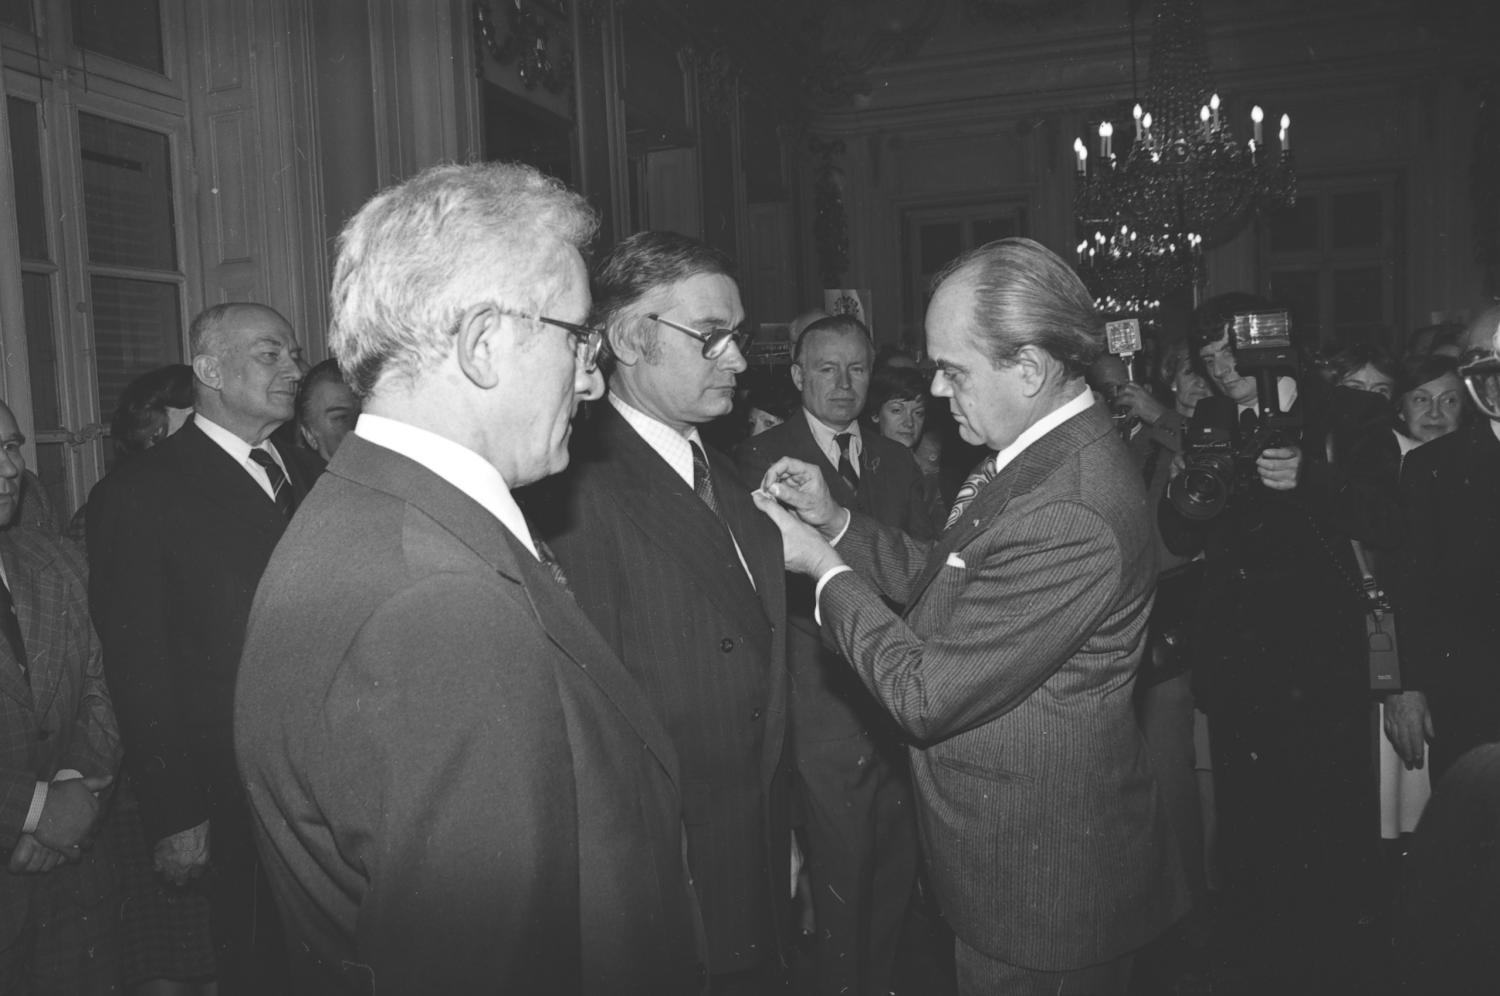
{"left": 2, "top": 158, "right": 1498, "bottom": 996}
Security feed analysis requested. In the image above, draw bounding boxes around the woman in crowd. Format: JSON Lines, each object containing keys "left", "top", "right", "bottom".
{"left": 1326, "top": 342, "right": 1398, "bottom": 399}
{"left": 865, "top": 364, "right": 947, "bottom": 531}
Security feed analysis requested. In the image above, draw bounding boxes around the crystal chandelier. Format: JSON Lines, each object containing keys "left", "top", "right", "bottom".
{"left": 1072, "top": 0, "right": 1296, "bottom": 313}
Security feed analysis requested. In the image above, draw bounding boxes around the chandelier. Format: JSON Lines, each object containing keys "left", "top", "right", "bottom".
{"left": 1072, "top": 0, "right": 1296, "bottom": 313}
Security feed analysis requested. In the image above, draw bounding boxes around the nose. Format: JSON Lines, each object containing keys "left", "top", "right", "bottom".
{"left": 930, "top": 370, "right": 951, "bottom": 398}
{"left": 577, "top": 363, "right": 604, "bottom": 402}
{"left": 0, "top": 448, "right": 21, "bottom": 480}
{"left": 720, "top": 339, "right": 748, "bottom": 374}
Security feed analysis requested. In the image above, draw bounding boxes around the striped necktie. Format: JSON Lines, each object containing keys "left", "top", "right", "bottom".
{"left": 690, "top": 441, "right": 724, "bottom": 522}
{"left": 834, "top": 432, "right": 860, "bottom": 492}
{"left": 944, "top": 453, "right": 997, "bottom": 531}
{"left": 249, "top": 447, "right": 294, "bottom": 520}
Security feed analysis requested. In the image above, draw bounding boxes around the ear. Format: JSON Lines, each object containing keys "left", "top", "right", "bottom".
{"left": 606, "top": 316, "right": 645, "bottom": 368}
{"left": 1014, "top": 345, "right": 1050, "bottom": 398}
{"left": 453, "top": 303, "right": 505, "bottom": 390}
{"left": 789, "top": 362, "right": 805, "bottom": 392}
{"left": 191, "top": 353, "right": 221, "bottom": 392}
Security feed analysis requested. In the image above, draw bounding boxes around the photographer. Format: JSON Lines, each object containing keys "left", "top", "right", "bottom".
{"left": 1158, "top": 296, "right": 1381, "bottom": 992}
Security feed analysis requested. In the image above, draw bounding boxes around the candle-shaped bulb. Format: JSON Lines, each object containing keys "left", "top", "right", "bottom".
{"left": 1200, "top": 106, "right": 1210, "bottom": 124}
{"left": 1209, "top": 93, "right": 1220, "bottom": 111}
{"left": 1100, "top": 121, "right": 1113, "bottom": 138}
{"left": 1142, "top": 112, "right": 1152, "bottom": 130}
{"left": 1280, "top": 113, "right": 1291, "bottom": 129}
{"left": 1133, "top": 103, "right": 1143, "bottom": 122}
{"left": 1279, "top": 113, "right": 1291, "bottom": 152}
{"left": 1251, "top": 105, "right": 1264, "bottom": 144}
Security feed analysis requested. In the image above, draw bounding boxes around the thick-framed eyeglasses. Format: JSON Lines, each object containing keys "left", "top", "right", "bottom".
{"left": 647, "top": 313, "right": 748, "bottom": 361}
{"left": 1460, "top": 349, "right": 1500, "bottom": 420}
{"left": 491, "top": 306, "right": 604, "bottom": 371}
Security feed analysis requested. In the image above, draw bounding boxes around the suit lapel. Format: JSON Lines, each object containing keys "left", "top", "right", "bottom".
{"left": 175, "top": 422, "right": 288, "bottom": 538}
{"left": 903, "top": 404, "right": 1112, "bottom": 608}
{"left": 5, "top": 533, "right": 59, "bottom": 717}
{"left": 0, "top": 537, "right": 32, "bottom": 709}
{"left": 333, "top": 434, "right": 683, "bottom": 789}
{"left": 786, "top": 415, "right": 860, "bottom": 510}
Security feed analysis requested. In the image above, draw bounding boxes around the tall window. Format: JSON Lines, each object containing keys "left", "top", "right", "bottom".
{"left": 900, "top": 202, "right": 1026, "bottom": 353}
{"left": 1261, "top": 174, "right": 1400, "bottom": 350}
{"left": 1, "top": 0, "right": 189, "bottom": 515}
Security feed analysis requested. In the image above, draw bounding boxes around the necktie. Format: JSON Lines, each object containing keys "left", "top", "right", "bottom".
{"left": 0, "top": 575, "right": 27, "bottom": 679}
{"left": 249, "top": 447, "right": 294, "bottom": 520}
{"left": 945, "top": 454, "right": 998, "bottom": 531}
{"left": 834, "top": 432, "right": 860, "bottom": 492}
{"left": 690, "top": 441, "right": 724, "bottom": 522}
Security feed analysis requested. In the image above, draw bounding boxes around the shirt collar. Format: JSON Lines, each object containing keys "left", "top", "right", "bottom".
{"left": 352, "top": 413, "right": 538, "bottom": 559}
{"left": 194, "top": 413, "right": 284, "bottom": 471}
{"left": 608, "top": 392, "right": 703, "bottom": 487}
{"left": 992, "top": 383, "right": 1094, "bottom": 475}
{"left": 801, "top": 407, "right": 861, "bottom": 463}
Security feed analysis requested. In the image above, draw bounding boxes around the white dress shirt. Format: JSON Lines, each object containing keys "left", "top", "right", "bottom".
{"left": 353, "top": 413, "right": 539, "bottom": 561}
{"left": 194, "top": 413, "right": 290, "bottom": 503}
{"left": 802, "top": 408, "right": 862, "bottom": 478}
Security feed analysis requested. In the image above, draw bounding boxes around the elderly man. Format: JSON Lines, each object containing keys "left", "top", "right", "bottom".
{"left": 735, "top": 314, "right": 928, "bottom": 996}
{"left": 87, "top": 302, "right": 318, "bottom": 994}
{"left": 1389, "top": 304, "right": 1500, "bottom": 779}
{"left": 753, "top": 238, "right": 1186, "bottom": 996}
{"left": 0, "top": 399, "right": 121, "bottom": 994}
{"left": 235, "top": 164, "right": 704, "bottom": 996}
{"left": 528, "top": 230, "right": 789, "bottom": 993}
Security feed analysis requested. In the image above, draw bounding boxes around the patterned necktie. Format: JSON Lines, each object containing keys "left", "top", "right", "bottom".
{"left": 248, "top": 447, "right": 294, "bottom": 520}
{"left": 690, "top": 441, "right": 725, "bottom": 523}
{"left": 0, "top": 575, "right": 27, "bottom": 679}
{"left": 945, "top": 453, "right": 998, "bottom": 531}
{"left": 834, "top": 432, "right": 860, "bottom": 492}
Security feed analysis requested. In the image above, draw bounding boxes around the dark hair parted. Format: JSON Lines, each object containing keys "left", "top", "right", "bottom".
{"left": 590, "top": 230, "right": 735, "bottom": 332}
{"left": 295, "top": 358, "right": 350, "bottom": 428}
{"left": 1324, "top": 341, "right": 1397, "bottom": 384}
{"left": 866, "top": 365, "right": 929, "bottom": 418}
{"left": 1393, "top": 353, "right": 1462, "bottom": 402}
{"left": 930, "top": 238, "right": 1103, "bottom": 377}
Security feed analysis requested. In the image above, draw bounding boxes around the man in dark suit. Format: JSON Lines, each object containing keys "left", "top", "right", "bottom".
{"left": 235, "top": 163, "right": 704, "bottom": 995}
{"left": 0, "top": 399, "right": 122, "bottom": 994}
{"left": 1389, "top": 304, "right": 1500, "bottom": 778}
{"left": 752, "top": 239, "right": 1187, "bottom": 996}
{"left": 86, "top": 302, "right": 319, "bottom": 993}
{"left": 735, "top": 314, "right": 927, "bottom": 996}
{"left": 529, "top": 230, "right": 790, "bottom": 993}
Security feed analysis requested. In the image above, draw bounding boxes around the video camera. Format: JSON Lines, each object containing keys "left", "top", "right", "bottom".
{"left": 1166, "top": 311, "right": 1304, "bottom": 521}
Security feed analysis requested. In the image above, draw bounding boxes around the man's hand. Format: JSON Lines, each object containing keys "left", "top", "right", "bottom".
{"left": 32, "top": 774, "right": 111, "bottom": 853}
{"left": 1113, "top": 383, "right": 1169, "bottom": 426}
{"left": 7, "top": 834, "right": 67, "bottom": 875}
{"left": 759, "top": 458, "right": 846, "bottom": 537}
{"left": 752, "top": 490, "right": 847, "bottom": 579}
{"left": 153, "top": 820, "right": 211, "bottom": 885}
{"left": 1384, "top": 691, "right": 1434, "bottom": 771}
{"left": 1255, "top": 445, "right": 1301, "bottom": 491}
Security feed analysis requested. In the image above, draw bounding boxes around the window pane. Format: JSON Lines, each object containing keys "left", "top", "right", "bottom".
{"left": 7, "top": 97, "right": 48, "bottom": 260}
{"left": 1269, "top": 269, "right": 1321, "bottom": 344}
{"left": 0, "top": 0, "right": 33, "bottom": 33}
{"left": 79, "top": 112, "right": 177, "bottom": 269}
{"left": 919, "top": 222, "right": 961, "bottom": 274}
{"left": 972, "top": 216, "right": 1017, "bottom": 246}
{"left": 1330, "top": 191, "right": 1383, "bottom": 249}
{"left": 72, "top": 0, "right": 163, "bottom": 74}
{"left": 1332, "top": 266, "right": 1384, "bottom": 327}
{"left": 21, "top": 272, "right": 61, "bottom": 431}
{"left": 89, "top": 276, "right": 181, "bottom": 420}
{"left": 1267, "top": 195, "right": 1320, "bottom": 253}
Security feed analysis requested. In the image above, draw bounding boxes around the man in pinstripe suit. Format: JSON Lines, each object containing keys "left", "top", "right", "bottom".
{"left": 752, "top": 239, "right": 1188, "bottom": 996}
{"left": 531, "top": 231, "right": 790, "bottom": 994}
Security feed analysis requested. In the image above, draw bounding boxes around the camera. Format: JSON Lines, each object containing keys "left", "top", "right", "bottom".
{"left": 1166, "top": 311, "right": 1304, "bottom": 521}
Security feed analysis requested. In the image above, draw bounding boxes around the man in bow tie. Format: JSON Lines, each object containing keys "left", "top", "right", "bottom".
{"left": 752, "top": 238, "right": 1186, "bottom": 996}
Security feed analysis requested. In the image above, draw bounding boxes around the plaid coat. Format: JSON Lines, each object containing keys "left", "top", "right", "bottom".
{"left": 0, "top": 525, "right": 121, "bottom": 948}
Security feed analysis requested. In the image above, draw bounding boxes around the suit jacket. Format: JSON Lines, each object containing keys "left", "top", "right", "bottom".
{"left": 819, "top": 402, "right": 1188, "bottom": 970}
{"left": 0, "top": 526, "right": 122, "bottom": 947}
{"left": 528, "top": 401, "right": 791, "bottom": 974}
{"left": 84, "top": 418, "right": 320, "bottom": 842}
{"left": 736, "top": 416, "right": 933, "bottom": 742}
{"left": 234, "top": 433, "right": 706, "bottom": 995}
{"left": 1393, "top": 421, "right": 1500, "bottom": 740}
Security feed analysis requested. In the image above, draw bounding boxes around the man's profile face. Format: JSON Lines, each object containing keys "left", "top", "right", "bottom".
{"left": 1459, "top": 312, "right": 1500, "bottom": 421}
{"left": 792, "top": 327, "right": 872, "bottom": 431}
{"left": 925, "top": 276, "right": 1030, "bottom": 451}
{"left": 622, "top": 271, "right": 746, "bottom": 434}
{"left": 1199, "top": 333, "right": 1258, "bottom": 406}
{"left": 300, "top": 377, "right": 361, "bottom": 461}
{"left": 213, "top": 309, "right": 304, "bottom": 425}
{"left": 0, "top": 404, "right": 23, "bottom": 527}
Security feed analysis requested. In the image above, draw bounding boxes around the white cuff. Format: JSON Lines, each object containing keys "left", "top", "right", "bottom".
{"left": 812, "top": 565, "right": 854, "bottom": 626}
{"left": 828, "top": 509, "right": 851, "bottom": 546}
{"left": 54, "top": 769, "right": 83, "bottom": 783}
{"left": 22, "top": 781, "right": 47, "bottom": 834}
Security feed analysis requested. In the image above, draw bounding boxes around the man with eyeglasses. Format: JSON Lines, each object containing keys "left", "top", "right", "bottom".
{"left": 1389, "top": 304, "right": 1500, "bottom": 780}
{"left": 528, "top": 230, "right": 791, "bottom": 994}
{"left": 234, "top": 165, "right": 705, "bottom": 994}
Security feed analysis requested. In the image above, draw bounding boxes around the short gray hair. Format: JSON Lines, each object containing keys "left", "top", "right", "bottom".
{"left": 329, "top": 162, "right": 597, "bottom": 397}
{"left": 931, "top": 237, "right": 1103, "bottom": 377}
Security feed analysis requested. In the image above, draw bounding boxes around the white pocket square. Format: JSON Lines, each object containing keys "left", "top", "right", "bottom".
{"left": 945, "top": 553, "right": 967, "bottom": 569}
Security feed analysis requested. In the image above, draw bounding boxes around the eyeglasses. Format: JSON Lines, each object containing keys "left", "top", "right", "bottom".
{"left": 647, "top": 313, "right": 748, "bottom": 361}
{"left": 536, "top": 315, "right": 605, "bottom": 372}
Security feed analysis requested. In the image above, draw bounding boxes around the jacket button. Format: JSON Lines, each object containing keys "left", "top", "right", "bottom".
{"left": 751, "top": 708, "right": 763, "bottom": 721}
{"left": 719, "top": 638, "right": 735, "bottom": 653}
